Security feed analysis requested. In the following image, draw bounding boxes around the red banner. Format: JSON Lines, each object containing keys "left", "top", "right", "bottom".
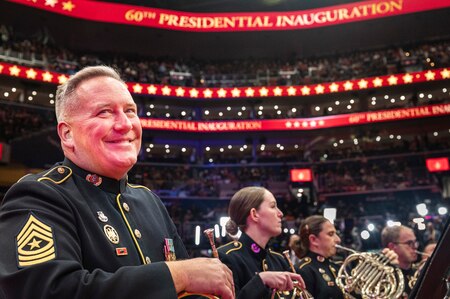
{"left": 6, "top": 0, "right": 450, "bottom": 32}
{"left": 140, "top": 103, "right": 450, "bottom": 132}
{"left": 426, "top": 157, "right": 449, "bottom": 172}
{"left": 290, "top": 169, "right": 313, "bottom": 182}
{"left": 1, "top": 62, "right": 449, "bottom": 99}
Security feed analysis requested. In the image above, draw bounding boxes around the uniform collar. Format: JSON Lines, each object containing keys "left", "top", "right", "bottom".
{"left": 306, "top": 251, "right": 328, "bottom": 263}
{"left": 63, "top": 158, "right": 128, "bottom": 194}
{"left": 240, "top": 232, "right": 268, "bottom": 259}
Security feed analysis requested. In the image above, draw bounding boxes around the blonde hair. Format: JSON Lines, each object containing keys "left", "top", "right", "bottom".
{"left": 55, "top": 66, "right": 124, "bottom": 122}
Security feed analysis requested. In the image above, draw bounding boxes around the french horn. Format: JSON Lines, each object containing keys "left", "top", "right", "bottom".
{"left": 281, "top": 250, "right": 314, "bottom": 299}
{"left": 335, "top": 244, "right": 405, "bottom": 299}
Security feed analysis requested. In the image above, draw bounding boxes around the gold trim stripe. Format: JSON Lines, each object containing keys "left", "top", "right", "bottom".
{"left": 116, "top": 194, "right": 146, "bottom": 264}
{"left": 37, "top": 166, "right": 72, "bottom": 184}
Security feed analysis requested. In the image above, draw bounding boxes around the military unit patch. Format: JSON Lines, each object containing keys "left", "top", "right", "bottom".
{"left": 16, "top": 214, "right": 56, "bottom": 267}
{"left": 103, "top": 224, "right": 119, "bottom": 244}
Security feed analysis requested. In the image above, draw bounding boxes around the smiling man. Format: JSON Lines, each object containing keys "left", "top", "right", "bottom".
{"left": 0, "top": 66, "right": 234, "bottom": 299}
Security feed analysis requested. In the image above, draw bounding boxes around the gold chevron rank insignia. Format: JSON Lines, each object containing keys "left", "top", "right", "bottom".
{"left": 16, "top": 214, "right": 56, "bottom": 267}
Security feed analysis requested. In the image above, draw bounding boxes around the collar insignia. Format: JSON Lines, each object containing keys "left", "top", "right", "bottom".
{"left": 319, "top": 268, "right": 325, "bottom": 273}
{"left": 16, "top": 214, "right": 56, "bottom": 267}
{"left": 97, "top": 211, "right": 108, "bottom": 222}
{"left": 103, "top": 224, "right": 119, "bottom": 244}
{"left": 322, "top": 273, "right": 331, "bottom": 282}
{"left": 317, "top": 255, "right": 325, "bottom": 262}
{"left": 86, "top": 174, "right": 102, "bottom": 186}
{"left": 251, "top": 243, "right": 261, "bottom": 253}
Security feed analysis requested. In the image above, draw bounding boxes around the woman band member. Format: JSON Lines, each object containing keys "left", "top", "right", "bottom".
{"left": 294, "top": 215, "right": 345, "bottom": 299}
{"left": 218, "top": 186, "right": 306, "bottom": 299}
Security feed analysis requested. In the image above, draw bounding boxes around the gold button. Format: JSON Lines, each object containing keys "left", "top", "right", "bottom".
{"left": 123, "top": 202, "right": 130, "bottom": 212}
{"left": 57, "top": 167, "right": 65, "bottom": 174}
{"left": 263, "top": 263, "right": 268, "bottom": 270}
{"left": 145, "top": 256, "right": 151, "bottom": 264}
{"left": 134, "top": 229, "right": 142, "bottom": 239}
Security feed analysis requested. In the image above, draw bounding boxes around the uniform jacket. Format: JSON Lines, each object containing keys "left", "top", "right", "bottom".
{"left": 218, "top": 232, "right": 293, "bottom": 299}
{"left": 296, "top": 251, "right": 345, "bottom": 299}
{"left": 0, "top": 159, "right": 187, "bottom": 299}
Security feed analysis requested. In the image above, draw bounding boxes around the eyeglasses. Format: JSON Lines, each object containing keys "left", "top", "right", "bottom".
{"left": 394, "top": 240, "right": 419, "bottom": 248}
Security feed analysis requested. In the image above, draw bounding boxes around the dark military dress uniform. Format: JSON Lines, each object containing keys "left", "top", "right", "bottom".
{"left": 218, "top": 232, "right": 294, "bottom": 299}
{"left": 296, "top": 251, "right": 345, "bottom": 299}
{"left": 0, "top": 159, "right": 188, "bottom": 298}
{"left": 400, "top": 266, "right": 415, "bottom": 298}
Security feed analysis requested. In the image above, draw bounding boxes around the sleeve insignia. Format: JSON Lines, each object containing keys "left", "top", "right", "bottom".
{"left": 16, "top": 214, "right": 56, "bottom": 267}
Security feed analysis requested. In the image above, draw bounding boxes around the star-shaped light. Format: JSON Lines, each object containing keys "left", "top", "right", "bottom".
{"left": 203, "top": 89, "right": 213, "bottom": 98}
{"left": 310, "top": 121, "right": 317, "bottom": 127}
{"left": 162, "top": 86, "right": 171, "bottom": 96}
{"left": 58, "top": 74, "right": 68, "bottom": 84}
{"left": 62, "top": 0, "right": 75, "bottom": 11}
{"left": 285, "top": 121, "right": 292, "bottom": 128}
{"left": 357, "top": 79, "right": 368, "bottom": 89}
{"left": 343, "top": 81, "right": 353, "bottom": 91}
{"left": 28, "top": 238, "right": 42, "bottom": 250}
{"left": 231, "top": 88, "right": 241, "bottom": 97}
{"left": 42, "top": 71, "right": 53, "bottom": 82}
{"left": 189, "top": 88, "right": 199, "bottom": 98}
{"left": 387, "top": 75, "right": 398, "bottom": 85}
{"left": 147, "top": 85, "right": 157, "bottom": 94}
{"left": 245, "top": 88, "right": 255, "bottom": 97}
{"left": 402, "top": 73, "right": 413, "bottom": 83}
{"left": 329, "top": 83, "right": 339, "bottom": 92}
{"left": 175, "top": 87, "right": 185, "bottom": 97}
{"left": 294, "top": 121, "right": 300, "bottom": 128}
{"left": 372, "top": 77, "right": 383, "bottom": 87}
{"left": 318, "top": 120, "right": 325, "bottom": 126}
{"left": 315, "top": 84, "right": 325, "bottom": 94}
{"left": 259, "top": 87, "right": 269, "bottom": 97}
{"left": 26, "top": 68, "right": 37, "bottom": 79}
{"left": 302, "top": 121, "right": 308, "bottom": 127}
{"left": 425, "top": 70, "right": 436, "bottom": 81}
{"left": 45, "top": 0, "right": 58, "bottom": 7}
{"left": 440, "top": 68, "right": 450, "bottom": 79}
{"left": 9, "top": 65, "right": 20, "bottom": 76}
{"left": 132, "top": 83, "right": 143, "bottom": 93}
{"left": 301, "top": 86, "right": 310, "bottom": 95}
{"left": 287, "top": 86, "right": 296, "bottom": 96}
{"left": 273, "top": 87, "right": 283, "bottom": 96}
{"left": 0, "top": 65, "right": 3, "bottom": 73}
{"left": 217, "top": 88, "right": 227, "bottom": 98}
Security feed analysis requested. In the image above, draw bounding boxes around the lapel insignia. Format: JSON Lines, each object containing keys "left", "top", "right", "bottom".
{"left": 319, "top": 268, "right": 325, "bottom": 273}
{"left": 97, "top": 211, "right": 108, "bottom": 222}
{"left": 86, "top": 174, "right": 102, "bottom": 186}
{"left": 16, "top": 214, "right": 56, "bottom": 267}
{"left": 251, "top": 243, "right": 261, "bottom": 253}
{"left": 103, "top": 225, "right": 119, "bottom": 244}
{"left": 317, "top": 255, "right": 325, "bottom": 262}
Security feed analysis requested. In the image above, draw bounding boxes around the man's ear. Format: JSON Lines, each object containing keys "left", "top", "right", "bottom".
{"left": 387, "top": 242, "right": 396, "bottom": 250}
{"left": 57, "top": 122, "right": 74, "bottom": 151}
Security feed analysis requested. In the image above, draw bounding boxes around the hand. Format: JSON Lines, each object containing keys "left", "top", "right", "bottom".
{"left": 381, "top": 248, "right": 399, "bottom": 265}
{"left": 259, "top": 271, "right": 306, "bottom": 291}
{"left": 166, "top": 258, "right": 235, "bottom": 299}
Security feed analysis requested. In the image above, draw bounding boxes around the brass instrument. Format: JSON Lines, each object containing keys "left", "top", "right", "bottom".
{"left": 281, "top": 250, "right": 315, "bottom": 299}
{"left": 335, "top": 244, "right": 405, "bottom": 299}
{"left": 177, "top": 229, "right": 220, "bottom": 299}
{"left": 408, "top": 250, "right": 431, "bottom": 290}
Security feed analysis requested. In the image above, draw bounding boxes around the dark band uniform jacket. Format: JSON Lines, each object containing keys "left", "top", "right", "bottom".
{"left": 218, "top": 232, "right": 294, "bottom": 299}
{"left": 296, "top": 251, "right": 345, "bottom": 299}
{"left": 0, "top": 159, "right": 187, "bottom": 298}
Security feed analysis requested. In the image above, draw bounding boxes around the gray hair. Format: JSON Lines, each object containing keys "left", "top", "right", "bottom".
{"left": 55, "top": 66, "right": 124, "bottom": 122}
{"left": 381, "top": 225, "right": 411, "bottom": 247}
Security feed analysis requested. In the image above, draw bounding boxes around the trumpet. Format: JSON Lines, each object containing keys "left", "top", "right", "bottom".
{"left": 335, "top": 244, "right": 405, "bottom": 299}
{"left": 281, "top": 250, "right": 314, "bottom": 299}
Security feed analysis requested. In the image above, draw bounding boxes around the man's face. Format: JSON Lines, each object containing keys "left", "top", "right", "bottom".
{"left": 392, "top": 228, "right": 418, "bottom": 268}
{"left": 59, "top": 76, "right": 142, "bottom": 179}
